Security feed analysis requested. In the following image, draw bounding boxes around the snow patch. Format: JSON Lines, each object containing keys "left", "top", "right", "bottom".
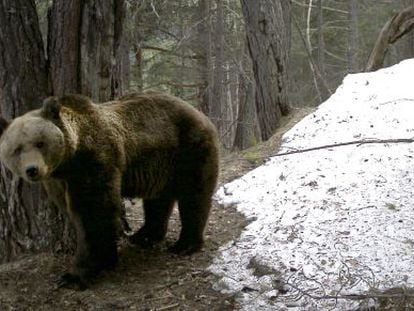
{"left": 210, "top": 59, "right": 414, "bottom": 310}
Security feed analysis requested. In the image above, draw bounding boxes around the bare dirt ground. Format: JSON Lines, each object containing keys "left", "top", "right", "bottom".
{"left": 0, "top": 107, "right": 313, "bottom": 311}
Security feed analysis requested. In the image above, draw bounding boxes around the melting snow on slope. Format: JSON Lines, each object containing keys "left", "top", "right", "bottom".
{"left": 210, "top": 59, "right": 414, "bottom": 310}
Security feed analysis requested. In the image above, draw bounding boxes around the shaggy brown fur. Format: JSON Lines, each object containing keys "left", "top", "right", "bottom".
{"left": 0, "top": 93, "right": 219, "bottom": 288}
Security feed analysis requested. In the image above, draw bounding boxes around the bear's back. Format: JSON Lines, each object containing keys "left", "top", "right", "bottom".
{"left": 99, "top": 93, "right": 218, "bottom": 198}
{"left": 104, "top": 92, "right": 217, "bottom": 146}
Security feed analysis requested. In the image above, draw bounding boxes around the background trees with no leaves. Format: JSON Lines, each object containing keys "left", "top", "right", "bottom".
{"left": 290, "top": 0, "right": 414, "bottom": 105}
{"left": 126, "top": 0, "right": 414, "bottom": 148}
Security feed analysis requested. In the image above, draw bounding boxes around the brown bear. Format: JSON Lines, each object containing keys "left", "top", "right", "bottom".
{"left": 0, "top": 92, "right": 219, "bottom": 288}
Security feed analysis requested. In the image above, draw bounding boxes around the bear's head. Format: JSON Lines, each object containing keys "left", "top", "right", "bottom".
{"left": 0, "top": 97, "right": 66, "bottom": 182}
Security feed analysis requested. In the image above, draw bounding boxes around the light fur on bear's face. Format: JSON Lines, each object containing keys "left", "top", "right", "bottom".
{"left": 0, "top": 111, "right": 65, "bottom": 182}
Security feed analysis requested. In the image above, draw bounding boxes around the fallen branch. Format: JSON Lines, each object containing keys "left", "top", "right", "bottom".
{"left": 268, "top": 138, "right": 414, "bottom": 158}
{"left": 284, "top": 280, "right": 414, "bottom": 301}
{"left": 222, "top": 137, "right": 414, "bottom": 164}
{"left": 156, "top": 303, "right": 180, "bottom": 311}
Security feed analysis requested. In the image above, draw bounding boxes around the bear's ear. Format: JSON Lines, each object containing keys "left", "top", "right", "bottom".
{"left": 0, "top": 117, "right": 9, "bottom": 137}
{"left": 42, "top": 97, "right": 61, "bottom": 120}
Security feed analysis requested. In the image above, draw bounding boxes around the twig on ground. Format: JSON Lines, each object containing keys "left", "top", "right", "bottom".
{"left": 268, "top": 138, "right": 414, "bottom": 159}
{"left": 156, "top": 302, "right": 180, "bottom": 311}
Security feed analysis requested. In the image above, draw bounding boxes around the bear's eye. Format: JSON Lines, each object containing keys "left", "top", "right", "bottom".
{"left": 14, "top": 146, "right": 22, "bottom": 155}
{"left": 36, "top": 142, "right": 45, "bottom": 149}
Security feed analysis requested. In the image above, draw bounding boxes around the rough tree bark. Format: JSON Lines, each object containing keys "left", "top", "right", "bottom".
{"left": 49, "top": 0, "right": 126, "bottom": 100}
{"left": 233, "top": 45, "right": 258, "bottom": 150}
{"left": 316, "top": 0, "right": 329, "bottom": 101}
{"left": 196, "top": 0, "right": 212, "bottom": 115}
{"left": 210, "top": 0, "right": 225, "bottom": 137}
{"left": 240, "top": 0, "right": 291, "bottom": 141}
{"left": 47, "top": 0, "right": 83, "bottom": 95}
{"left": 0, "top": 0, "right": 127, "bottom": 262}
{"left": 366, "top": 6, "right": 414, "bottom": 72}
{"left": 0, "top": 0, "right": 72, "bottom": 262}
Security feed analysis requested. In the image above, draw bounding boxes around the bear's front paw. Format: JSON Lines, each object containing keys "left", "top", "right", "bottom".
{"left": 129, "top": 228, "right": 164, "bottom": 249}
{"left": 56, "top": 273, "right": 88, "bottom": 290}
{"left": 168, "top": 239, "right": 203, "bottom": 255}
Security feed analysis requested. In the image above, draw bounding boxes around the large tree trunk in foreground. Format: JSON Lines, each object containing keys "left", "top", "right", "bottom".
{"left": 47, "top": 0, "right": 83, "bottom": 95}
{"left": 0, "top": 0, "right": 72, "bottom": 262}
{"left": 49, "top": 0, "right": 126, "bottom": 101}
{"left": 366, "top": 6, "right": 414, "bottom": 72}
{"left": 0, "top": 0, "right": 127, "bottom": 262}
{"left": 240, "top": 0, "right": 291, "bottom": 141}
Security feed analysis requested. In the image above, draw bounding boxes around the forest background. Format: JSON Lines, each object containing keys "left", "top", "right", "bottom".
{"left": 35, "top": 0, "right": 414, "bottom": 151}
{"left": 69, "top": 0, "right": 414, "bottom": 149}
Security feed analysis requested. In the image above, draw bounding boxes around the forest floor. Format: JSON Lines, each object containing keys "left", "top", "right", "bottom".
{"left": 0, "top": 107, "right": 313, "bottom": 311}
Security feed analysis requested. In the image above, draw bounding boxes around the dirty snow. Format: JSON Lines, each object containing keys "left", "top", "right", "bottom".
{"left": 210, "top": 59, "right": 414, "bottom": 310}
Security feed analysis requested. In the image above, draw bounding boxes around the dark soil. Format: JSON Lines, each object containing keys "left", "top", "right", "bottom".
{"left": 0, "top": 107, "right": 313, "bottom": 311}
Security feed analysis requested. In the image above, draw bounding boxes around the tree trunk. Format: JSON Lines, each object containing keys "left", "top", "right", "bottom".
{"left": 112, "top": 0, "right": 128, "bottom": 97}
{"left": 0, "top": 0, "right": 127, "bottom": 262}
{"left": 316, "top": 0, "right": 329, "bottom": 101}
{"left": 132, "top": 44, "right": 143, "bottom": 92}
{"left": 366, "top": 6, "right": 414, "bottom": 72}
{"left": 196, "top": 0, "right": 212, "bottom": 115}
{"left": 0, "top": 1, "right": 48, "bottom": 117}
{"left": 0, "top": 0, "right": 73, "bottom": 262}
{"left": 348, "top": 0, "right": 359, "bottom": 73}
{"left": 115, "top": 34, "right": 131, "bottom": 96}
{"left": 210, "top": 0, "right": 226, "bottom": 138}
{"left": 48, "top": 0, "right": 126, "bottom": 100}
{"left": 240, "top": 0, "right": 291, "bottom": 141}
{"left": 233, "top": 46, "right": 257, "bottom": 150}
{"left": 317, "top": 0, "right": 325, "bottom": 76}
{"left": 47, "top": 0, "right": 83, "bottom": 95}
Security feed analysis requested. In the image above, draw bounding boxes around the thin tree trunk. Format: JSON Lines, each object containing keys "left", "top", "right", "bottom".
{"left": 112, "top": 0, "right": 128, "bottom": 97}
{"left": 304, "top": 1, "right": 322, "bottom": 103}
{"left": 0, "top": 0, "right": 73, "bottom": 262}
{"left": 317, "top": 0, "right": 329, "bottom": 100}
{"left": 116, "top": 35, "right": 131, "bottom": 96}
{"left": 211, "top": 0, "right": 225, "bottom": 136}
{"left": 317, "top": 0, "right": 325, "bottom": 74}
{"left": 196, "top": 0, "right": 211, "bottom": 114}
{"left": 306, "top": 0, "right": 313, "bottom": 53}
{"left": 348, "top": 0, "right": 358, "bottom": 73}
{"left": 175, "top": 18, "right": 186, "bottom": 98}
{"left": 132, "top": 44, "right": 144, "bottom": 91}
{"left": 240, "top": 0, "right": 291, "bottom": 141}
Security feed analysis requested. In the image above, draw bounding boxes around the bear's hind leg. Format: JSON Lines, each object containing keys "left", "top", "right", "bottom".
{"left": 170, "top": 193, "right": 211, "bottom": 255}
{"left": 129, "top": 196, "right": 175, "bottom": 248}
{"left": 171, "top": 147, "right": 218, "bottom": 255}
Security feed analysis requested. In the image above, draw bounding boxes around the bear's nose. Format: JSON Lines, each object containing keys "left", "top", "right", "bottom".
{"left": 25, "top": 166, "right": 39, "bottom": 179}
